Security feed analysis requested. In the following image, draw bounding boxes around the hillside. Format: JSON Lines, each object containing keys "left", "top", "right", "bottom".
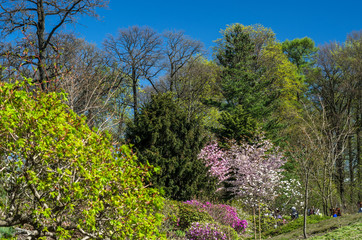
{"left": 270, "top": 213, "right": 362, "bottom": 240}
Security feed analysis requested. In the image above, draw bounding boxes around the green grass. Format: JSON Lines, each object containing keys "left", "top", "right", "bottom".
{"left": 268, "top": 213, "right": 362, "bottom": 240}
{"left": 309, "top": 221, "right": 362, "bottom": 240}
{"left": 263, "top": 215, "right": 330, "bottom": 238}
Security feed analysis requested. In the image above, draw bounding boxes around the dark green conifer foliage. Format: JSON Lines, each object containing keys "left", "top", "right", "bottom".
{"left": 214, "top": 24, "right": 267, "bottom": 141}
{"left": 127, "top": 93, "right": 217, "bottom": 200}
{"left": 216, "top": 24, "right": 260, "bottom": 111}
{"left": 216, "top": 105, "right": 259, "bottom": 144}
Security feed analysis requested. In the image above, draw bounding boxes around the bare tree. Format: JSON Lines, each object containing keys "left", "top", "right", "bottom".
{"left": 162, "top": 30, "right": 204, "bottom": 92}
{"left": 0, "top": 0, "right": 108, "bottom": 91}
{"left": 49, "top": 34, "right": 130, "bottom": 135}
{"left": 338, "top": 31, "right": 362, "bottom": 202}
{"left": 308, "top": 42, "right": 358, "bottom": 204}
{"left": 103, "top": 26, "right": 162, "bottom": 124}
{"left": 289, "top": 98, "right": 351, "bottom": 238}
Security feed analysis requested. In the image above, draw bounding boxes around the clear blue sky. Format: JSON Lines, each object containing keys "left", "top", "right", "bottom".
{"left": 74, "top": 0, "right": 362, "bottom": 53}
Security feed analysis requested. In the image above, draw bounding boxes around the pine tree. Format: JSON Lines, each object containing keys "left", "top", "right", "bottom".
{"left": 126, "top": 93, "right": 217, "bottom": 200}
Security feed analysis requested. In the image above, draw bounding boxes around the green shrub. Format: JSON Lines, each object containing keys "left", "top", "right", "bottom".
{"left": 0, "top": 227, "right": 14, "bottom": 238}
{"left": 127, "top": 93, "right": 218, "bottom": 201}
{"left": 219, "top": 224, "right": 239, "bottom": 240}
{"left": 0, "top": 79, "right": 164, "bottom": 239}
{"left": 174, "top": 230, "right": 186, "bottom": 237}
{"left": 159, "top": 199, "right": 180, "bottom": 235}
{"left": 177, "top": 202, "right": 214, "bottom": 230}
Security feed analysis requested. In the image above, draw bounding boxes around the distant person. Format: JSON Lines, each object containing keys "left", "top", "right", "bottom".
{"left": 275, "top": 208, "right": 282, "bottom": 219}
{"left": 291, "top": 207, "right": 299, "bottom": 220}
{"left": 330, "top": 208, "right": 336, "bottom": 217}
{"left": 358, "top": 201, "right": 362, "bottom": 213}
{"left": 330, "top": 208, "right": 338, "bottom": 217}
{"left": 336, "top": 208, "right": 342, "bottom": 217}
{"left": 308, "top": 206, "right": 315, "bottom": 216}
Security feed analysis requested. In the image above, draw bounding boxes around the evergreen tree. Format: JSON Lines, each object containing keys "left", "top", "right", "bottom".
{"left": 216, "top": 105, "right": 259, "bottom": 144}
{"left": 215, "top": 23, "right": 262, "bottom": 113}
{"left": 126, "top": 93, "right": 217, "bottom": 200}
{"left": 213, "top": 24, "right": 266, "bottom": 142}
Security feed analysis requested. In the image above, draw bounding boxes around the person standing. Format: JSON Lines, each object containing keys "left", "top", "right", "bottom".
{"left": 291, "top": 207, "right": 299, "bottom": 220}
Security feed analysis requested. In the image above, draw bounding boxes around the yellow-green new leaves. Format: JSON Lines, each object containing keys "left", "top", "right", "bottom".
{"left": 0, "top": 80, "right": 164, "bottom": 239}
{"left": 260, "top": 43, "right": 303, "bottom": 116}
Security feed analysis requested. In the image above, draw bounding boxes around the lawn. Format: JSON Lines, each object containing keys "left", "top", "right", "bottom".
{"left": 269, "top": 213, "right": 362, "bottom": 240}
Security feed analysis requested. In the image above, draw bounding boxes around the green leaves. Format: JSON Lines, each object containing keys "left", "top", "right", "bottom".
{"left": 0, "top": 80, "right": 164, "bottom": 239}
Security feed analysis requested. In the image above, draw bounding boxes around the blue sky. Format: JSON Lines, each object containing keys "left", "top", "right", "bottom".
{"left": 74, "top": 0, "right": 362, "bottom": 53}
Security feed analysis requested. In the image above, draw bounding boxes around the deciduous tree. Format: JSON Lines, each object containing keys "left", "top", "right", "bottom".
{"left": 0, "top": 0, "right": 108, "bottom": 91}
{"left": 0, "top": 79, "right": 163, "bottom": 239}
{"left": 103, "top": 26, "right": 162, "bottom": 124}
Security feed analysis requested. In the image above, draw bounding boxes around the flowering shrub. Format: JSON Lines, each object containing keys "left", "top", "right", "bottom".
{"left": 186, "top": 222, "right": 228, "bottom": 240}
{"left": 184, "top": 200, "right": 248, "bottom": 233}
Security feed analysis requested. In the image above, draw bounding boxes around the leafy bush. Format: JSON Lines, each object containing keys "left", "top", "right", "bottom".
{"left": 185, "top": 200, "right": 248, "bottom": 232}
{"left": 159, "top": 199, "right": 181, "bottom": 236}
{"left": 186, "top": 222, "right": 228, "bottom": 240}
{"left": 0, "top": 79, "right": 164, "bottom": 239}
{"left": 218, "top": 224, "right": 239, "bottom": 240}
{"left": 177, "top": 203, "right": 214, "bottom": 230}
{"left": 251, "top": 204, "right": 282, "bottom": 233}
{"left": 0, "top": 227, "right": 14, "bottom": 238}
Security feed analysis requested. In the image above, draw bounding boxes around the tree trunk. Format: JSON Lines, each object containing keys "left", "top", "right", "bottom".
{"left": 335, "top": 129, "right": 345, "bottom": 205}
{"left": 259, "top": 202, "right": 261, "bottom": 240}
{"left": 348, "top": 135, "right": 354, "bottom": 203}
{"left": 132, "top": 68, "right": 138, "bottom": 124}
{"left": 303, "top": 170, "right": 309, "bottom": 239}
{"left": 357, "top": 97, "right": 361, "bottom": 201}
{"left": 36, "top": 0, "right": 47, "bottom": 92}
{"left": 253, "top": 207, "right": 256, "bottom": 240}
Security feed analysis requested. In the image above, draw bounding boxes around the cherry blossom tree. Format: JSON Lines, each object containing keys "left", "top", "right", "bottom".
{"left": 199, "top": 137, "right": 286, "bottom": 239}
{"left": 225, "top": 139, "right": 286, "bottom": 204}
{"left": 198, "top": 142, "right": 229, "bottom": 185}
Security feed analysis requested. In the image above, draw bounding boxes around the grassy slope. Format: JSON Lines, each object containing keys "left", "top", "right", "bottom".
{"left": 309, "top": 221, "right": 362, "bottom": 240}
{"left": 269, "top": 213, "right": 361, "bottom": 240}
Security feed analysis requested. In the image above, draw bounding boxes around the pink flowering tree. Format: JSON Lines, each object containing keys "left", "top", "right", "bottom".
{"left": 225, "top": 138, "right": 286, "bottom": 205}
{"left": 199, "top": 138, "right": 286, "bottom": 203}
{"left": 199, "top": 137, "right": 286, "bottom": 239}
{"left": 198, "top": 142, "right": 229, "bottom": 189}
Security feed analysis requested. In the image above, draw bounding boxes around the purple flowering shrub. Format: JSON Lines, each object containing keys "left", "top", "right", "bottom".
{"left": 186, "top": 222, "right": 227, "bottom": 240}
{"left": 184, "top": 200, "right": 248, "bottom": 233}
{"left": 186, "top": 222, "right": 239, "bottom": 240}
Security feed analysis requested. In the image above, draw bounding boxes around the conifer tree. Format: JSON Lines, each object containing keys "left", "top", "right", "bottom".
{"left": 126, "top": 93, "right": 217, "bottom": 200}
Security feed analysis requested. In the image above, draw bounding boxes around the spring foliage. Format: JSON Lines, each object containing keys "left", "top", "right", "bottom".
{"left": 0, "top": 79, "right": 164, "bottom": 239}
